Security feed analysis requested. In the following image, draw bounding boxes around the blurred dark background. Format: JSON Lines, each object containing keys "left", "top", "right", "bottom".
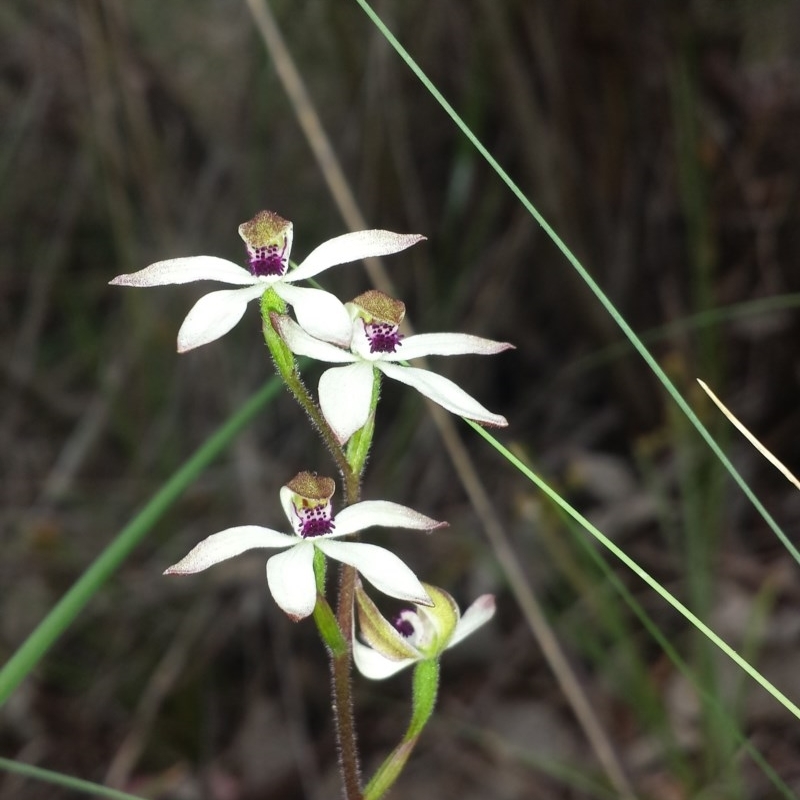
{"left": 2, "top": 1, "right": 800, "bottom": 798}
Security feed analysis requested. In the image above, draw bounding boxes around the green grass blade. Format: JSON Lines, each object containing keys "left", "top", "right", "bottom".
{"left": 0, "top": 757, "right": 146, "bottom": 800}
{"left": 569, "top": 293, "right": 800, "bottom": 374}
{"left": 566, "top": 520, "right": 797, "bottom": 799}
{"left": 0, "top": 375, "right": 283, "bottom": 706}
{"left": 466, "top": 419, "right": 800, "bottom": 723}
{"left": 353, "top": 0, "right": 800, "bottom": 567}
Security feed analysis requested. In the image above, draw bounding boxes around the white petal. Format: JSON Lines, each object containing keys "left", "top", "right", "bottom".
{"left": 349, "top": 318, "right": 378, "bottom": 360}
{"left": 266, "top": 541, "right": 317, "bottom": 620}
{"left": 391, "top": 332, "right": 514, "bottom": 361}
{"left": 110, "top": 256, "right": 256, "bottom": 287}
{"left": 164, "top": 526, "right": 294, "bottom": 574}
{"left": 333, "top": 501, "right": 446, "bottom": 537}
{"left": 448, "top": 594, "right": 496, "bottom": 648}
{"left": 274, "top": 316, "right": 356, "bottom": 363}
{"left": 318, "top": 362, "right": 374, "bottom": 445}
{"left": 176, "top": 284, "right": 265, "bottom": 352}
{"left": 315, "top": 539, "right": 431, "bottom": 605}
{"left": 353, "top": 638, "right": 416, "bottom": 680}
{"left": 279, "top": 485, "right": 298, "bottom": 532}
{"left": 377, "top": 362, "right": 508, "bottom": 427}
{"left": 274, "top": 283, "right": 353, "bottom": 346}
{"left": 289, "top": 231, "right": 425, "bottom": 282}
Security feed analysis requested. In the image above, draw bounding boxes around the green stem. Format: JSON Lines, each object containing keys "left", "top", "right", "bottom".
{"left": 312, "top": 592, "right": 348, "bottom": 657}
{"left": 346, "top": 369, "right": 381, "bottom": 477}
{"left": 364, "top": 660, "right": 440, "bottom": 799}
{"left": 327, "top": 418, "right": 381, "bottom": 800}
{"left": 260, "top": 300, "right": 358, "bottom": 501}
{"left": 331, "top": 464, "right": 365, "bottom": 800}
{"left": 260, "top": 293, "right": 365, "bottom": 799}
{"left": 0, "top": 377, "right": 283, "bottom": 706}
{"left": 312, "top": 548, "right": 348, "bottom": 655}
{"left": 258, "top": 292, "right": 381, "bottom": 799}
{"left": 0, "top": 757, "right": 145, "bottom": 800}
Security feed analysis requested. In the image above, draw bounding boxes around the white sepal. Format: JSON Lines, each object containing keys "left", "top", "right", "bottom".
{"left": 334, "top": 500, "right": 445, "bottom": 537}
{"left": 315, "top": 539, "right": 431, "bottom": 606}
{"left": 110, "top": 256, "right": 254, "bottom": 287}
{"left": 448, "top": 595, "right": 497, "bottom": 648}
{"left": 318, "top": 362, "right": 375, "bottom": 444}
{"left": 274, "top": 283, "right": 353, "bottom": 346}
{"left": 353, "top": 638, "right": 416, "bottom": 680}
{"left": 177, "top": 284, "right": 266, "bottom": 352}
{"left": 391, "top": 332, "right": 514, "bottom": 361}
{"left": 377, "top": 362, "right": 508, "bottom": 427}
{"left": 164, "top": 525, "right": 294, "bottom": 574}
{"left": 266, "top": 541, "right": 317, "bottom": 620}
{"left": 290, "top": 231, "right": 425, "bottom": 282}
{"left": 274, "top": 316, "right": 357, "bottom": 363}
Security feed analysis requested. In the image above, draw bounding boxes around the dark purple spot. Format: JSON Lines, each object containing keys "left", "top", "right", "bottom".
{"left": 393, "top": 614, "right": 415, "bottom": 638}
{"left": 248, "top": 240, "right": 287, "bottom": 277}
{"left": 298, "top": 504, "right": 334, "bottom": 538}
{"left": 366, "top": 322, "right": 403, "bottom": 354}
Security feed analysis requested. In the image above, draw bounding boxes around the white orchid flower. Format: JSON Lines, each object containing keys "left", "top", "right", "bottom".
{"left": 110, "top": 211, "right": 424, "bottom": 352}
{"left": 273, "top": 289, "right": 513, "bottom": 444}
{"left": 164, "top": 472, "right": 444, "bottom": 621}
{"left": 353, "top": 581, "right": 496, "bottom": 680}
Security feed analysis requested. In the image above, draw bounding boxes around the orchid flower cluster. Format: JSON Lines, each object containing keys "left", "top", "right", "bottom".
{"left": 111, "top": 211, "right": 511, "bottom": 800}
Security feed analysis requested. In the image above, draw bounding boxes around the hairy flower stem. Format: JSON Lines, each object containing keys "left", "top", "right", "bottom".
{"left": 261, "top": 302, "right": 358, "bottom": 500}
{"left": 261, "top": 291, "right": 376, "bottom": 799}
{"left": 331, "top": 464, "right": 367, "bottom": 799}
{"left": 277, "top": 389, "right": 364, "bottom": 800}
{"left": 329, "top": 418, "right": 375, "bottom": 800}
{"left": 331, "top": 562, "right": 362, "bottom": 800}
{"left": 280, "top": 365, "right": 360, "bottom": 501}
{"left": 364, "top": 660, "right": 439, "bottom": 800}
{"left": 312, "top": 569, "right": 362, "bottom": 800}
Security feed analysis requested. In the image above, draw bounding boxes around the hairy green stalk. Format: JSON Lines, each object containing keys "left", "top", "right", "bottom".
{"left": 260, "top": 294, "right": 367, "bottom": 800}
{"left": 364, "top": 659, "right": 440, "bottom": 800}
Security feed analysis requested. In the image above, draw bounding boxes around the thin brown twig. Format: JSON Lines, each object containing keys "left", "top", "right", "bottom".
{"left": 243, "top": 1, "right": 636, "bottom": 798}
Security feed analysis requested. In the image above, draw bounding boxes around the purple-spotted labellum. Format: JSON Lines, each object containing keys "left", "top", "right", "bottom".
{"left": 241, "top": 210, "right": 292, "bottom": 278}
{"left": 353, "top": 582, "right": 496, "bottom": 680}
{"left": 365, "top": 322, "right": 404, "bottom": 354}
{"left": 164, "top": 472, "right": 445, "bottom": 621}
{"left": 296, "top": 504, "right": 335, "bottom": 537}
{"left": 282, "top": 472, "right": 336, "bottom": 538}
{"left": 248, "top": 242, "right": 287, "bottom": 277}
{"left": 273, "top": 288, "right": 515, "bottom": 444}
{"left": 110, "top": 211, "right": 424, "bottom": 352}
{"left": 393, "top": 613, "right": 416, "bottom": 638}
